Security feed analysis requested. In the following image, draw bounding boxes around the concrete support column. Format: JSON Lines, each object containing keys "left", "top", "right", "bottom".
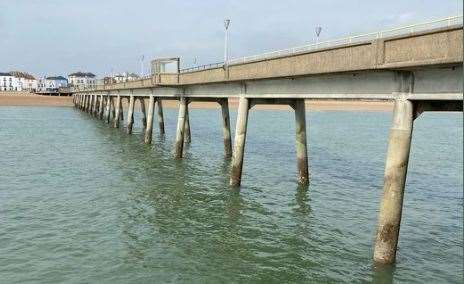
{"left": 157, "top": 100, "right": 165, "bottom": 135}
{"left": 174, "top": 97, "right": 188, "bottom": 158}
{"left": 373, "top": 98, "right": 413, "bottom": 264}
{"left": 126, "top": 95, "right": 135, "bottom": 134}
{"left": 144, "top": 96, "right": 155, "bottom": 144}
{"left": 92, "top": 94, "right": 97, "bottom": 116}
{"left": 111, "top": 97, "right": 116, "bottom": 122}
{"left": 294, "top": 99, "right": 309, "bottom": 185}
{"left": 106, "top": 96, "right": 112, "bottom": 124}
{"left": 220, "top": 98, "right": 232, "bottom": 158}
{"left": 230, "top": 97, "right": 250, "bottom": 186}
{"left": 89, "top": 95, "right": 93, "bottom": 113}
{"left": 139, "top": 98, "right": 147, "bottom": 131}
{"left": 119, "top": 99, "right": 124, "bottom": 122}
{"left": 184, "top": 105, "right": 191, "bottom": 143}
{"left": 113, "top": 95, "right": 121, "bottom": 128}
{"left": 99, "top": 95, "right": 104, "bottom": 119}
{"left": 87, "top": 95, "right": 91, "bottom": 113}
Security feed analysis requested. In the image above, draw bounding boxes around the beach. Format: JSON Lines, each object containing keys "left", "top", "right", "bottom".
{"left": 0, "top": 92, "right": 393, "bottom": 111}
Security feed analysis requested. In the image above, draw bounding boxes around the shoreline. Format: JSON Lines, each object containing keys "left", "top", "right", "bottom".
{"left": 0, "top": 93, "right": 393, "bottom": 111}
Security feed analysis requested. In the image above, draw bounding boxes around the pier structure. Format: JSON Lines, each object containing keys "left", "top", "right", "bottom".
{"left": 71, "top": 17, "right": 463, "bottom": 265}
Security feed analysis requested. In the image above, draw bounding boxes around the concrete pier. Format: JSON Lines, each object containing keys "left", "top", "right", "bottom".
{"left": 174, "top": 97, "right": 188, "bottom": 158}
{"left": 70, "top": 21, "right": 463, "bottom": 267}
{"left": 144, "top": 96, "right": 155, "bottom": 144}
{"left": 157, "top": 100, "right": 165, "bottom": 135}
{"left": 294, "top": 99, "right": 309, "bottom": 185}
{"left": 126, "top": 95, "right": 135, "bottom": 134}
{"left": 230, "top": 97, "right": 250, "bottom": 186}
{"left": 184, "top": 106, "right": 191, "bottom": 143}
{"left": 113, "top": 95, "right": 121, "bottom": 128}
{"left": 220, "top": 98, "right": 232, "bottom": 158}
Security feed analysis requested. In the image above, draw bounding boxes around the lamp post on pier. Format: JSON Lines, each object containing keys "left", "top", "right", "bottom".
{"left": 224, "top": 19, "right": 231, "bottom": 67}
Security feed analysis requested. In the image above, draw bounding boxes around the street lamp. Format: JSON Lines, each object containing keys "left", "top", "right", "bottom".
{"left": 315, "top": 26, "right": 322, "bottom": 44}
{"left": 140, "top": 55, "right": 145, "bottom": 77}
{"left": 224, "top": 19, "right": 231, "bottom": 66}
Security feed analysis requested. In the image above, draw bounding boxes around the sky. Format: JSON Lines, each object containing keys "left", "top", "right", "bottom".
{"left": 1, "top": 0, "right": 462, "bottom": 78}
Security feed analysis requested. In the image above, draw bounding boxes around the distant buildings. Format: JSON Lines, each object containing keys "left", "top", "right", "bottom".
{"left": 0, "top": 72, "right": 17, "bottom": 91}
{"left": 10, "top": 71, "right": 37, "bottom": 91}
{"left": 68, "top": 72, "right": 96, "bottom": 89}
{"left": 104, "top": 72, "right": 139, "bottom": 84}
{"left": 37, "top": 76, "right": 68, "bottom": 92}
{"left": 0, "top": 71, "right": 37, "bottom": 91}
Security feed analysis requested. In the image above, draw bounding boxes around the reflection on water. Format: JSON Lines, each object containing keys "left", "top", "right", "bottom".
{"left": 0, "top": 107, "right": 462, "bottom": 283}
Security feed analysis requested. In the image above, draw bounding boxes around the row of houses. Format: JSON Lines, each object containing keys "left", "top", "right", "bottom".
{"left": 0, "top": 71, "right": 97, "bottom": 92}
{"left": 1, "top": 70, "right": 144, "bottom": 92}
{"left": 0, "top": 71, "right": 38, "bottom": 92}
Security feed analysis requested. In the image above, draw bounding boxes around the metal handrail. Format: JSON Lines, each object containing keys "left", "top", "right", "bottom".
{"left": 180, "top": 62, "right": 224, "bottom": 73}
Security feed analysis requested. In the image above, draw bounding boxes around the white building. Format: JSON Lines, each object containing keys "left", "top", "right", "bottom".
{"left": 37, "top": 76, "right": 68, "bottom": 92}
{"left": 10, "top": 71, "right": 37, "bottom": 91}
{"left": 111, "top": 72, "right": 139, "bottom": 84}
{"left": 0, "top": 72, "right": 17, "bottom": 91}
{"left": 68, "top": 72, "right": 96, "bottom": 89}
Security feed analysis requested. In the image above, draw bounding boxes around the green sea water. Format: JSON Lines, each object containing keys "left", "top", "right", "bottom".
{"left": 0, "top": 106, "right": 462, "bottom": 283}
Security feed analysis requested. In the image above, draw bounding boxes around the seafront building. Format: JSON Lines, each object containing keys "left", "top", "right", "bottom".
{"left": 10, "top": 71, "right": 37, "bottom": 91}
{"left": 0, "top": 71, "right": 38, "bottom": 92}
{"left": 0, "top": 72, "right": 18, "bottom": 91}
{"left": 37, "top": 76, "right": 68, "bottom": 92}
{"left": 104, "top": 72, "right": 140, "bottom": 84}
{"left": 68, "top": 72, "right": 96, "bottom": 89}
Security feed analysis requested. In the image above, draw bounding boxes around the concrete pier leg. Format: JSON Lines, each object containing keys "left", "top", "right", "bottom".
{"left": 92, "top": 94, "right": 97, "bottom": 116}
{"left": 157, "top": 100, "right": 165, "bottom": 135}
{"left": 184, "top": 105, "right": 191, "bottom": 143}
{"left": 89, "top": 95, "right": 93, "bottom": 113}
{"left": 174, "top": 97, "right": 188, "bottom": 158}
{"left": 126, "top": 95, "right": 135, "bottom": 134}
{"left": 294, "top": 99, "right": 309, "bottom": 185}
{"left": 87, "top": 95, "right": 91, "bottom": 113}
{"left": 139, "top": 98, "right": 147, "bottom": 131}
{"left": 113, "top": 95, "right": 121, "bottom": 128}
{"left": 144, "top": 96, "right": 155, "bottom": 144}
{"left": 106, "top": 96, "right": 112, "bottom": 124}
{"left": 229, "top": 97, "right": 250, "bottom": 186}
{"left": 99, "top": 95, "right": 104, "bottom": 119}
{"left": 111, "top": 98, "right": 116, "bottom": 122}
{"left": 373, "top": 98, "right": 414, "bottom": 264}
{"left": 119, "top": 99, "right": 124, "bottom": 122}
{"left": 220, "top": 99, "right": 232, "bottom": 158}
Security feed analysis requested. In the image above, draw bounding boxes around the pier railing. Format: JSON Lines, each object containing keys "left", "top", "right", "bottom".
{"left": 180, "top": 15, "right": 463, "bottom": 71}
